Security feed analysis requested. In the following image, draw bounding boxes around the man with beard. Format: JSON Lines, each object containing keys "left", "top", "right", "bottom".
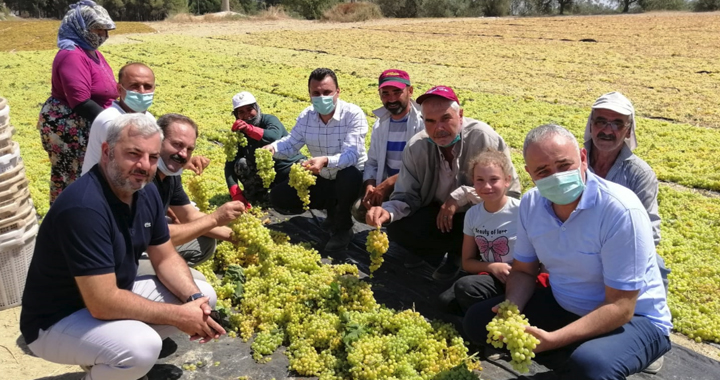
{"left": 352, "top": 69, "right": 425, "bottom": 225}
{"left": 366, "top": 86, "right": 521, "bottom": 281}
{"left": 583, "top": 92, "right": 669, "bottom": 294}
{"left": 149, "top": 113, "right": 246, "bottom": 268}
{"left": 21, "top": 113, "right": 225, "bottom": 380}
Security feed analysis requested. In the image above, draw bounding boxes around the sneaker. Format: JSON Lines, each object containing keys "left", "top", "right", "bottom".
{"left": 432, "top": 254, "right": 460, "bottom": 281}
{"left": 643, "top": 356, "right": 664, "bottom": 374}
{"left": 325, "top": 228, "right": 354, "bottom": 251}
{"left": 403, "top": 253, "right": 426, "bottom": 269}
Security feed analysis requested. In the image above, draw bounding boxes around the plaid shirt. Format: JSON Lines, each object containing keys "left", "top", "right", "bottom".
{"left": 272, "top": 99, "right": 368, "bottom": 179}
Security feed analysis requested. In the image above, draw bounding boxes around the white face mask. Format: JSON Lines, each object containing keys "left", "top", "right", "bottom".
{"left": 157, "top": 157, "right": 183, "bottom": 177}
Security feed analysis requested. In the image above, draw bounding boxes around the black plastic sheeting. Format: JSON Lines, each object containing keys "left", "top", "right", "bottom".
{"left": 143, "top": 211, "right": 720, "bottom": 380}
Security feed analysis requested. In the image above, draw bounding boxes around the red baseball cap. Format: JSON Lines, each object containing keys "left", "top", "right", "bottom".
{"left": 378, "top": 69, "right": 411, "bottom": 89}
{"left": 416, "top": 85, "right": 459, "bottom": 104}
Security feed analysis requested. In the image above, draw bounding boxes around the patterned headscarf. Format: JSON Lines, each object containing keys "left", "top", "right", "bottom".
{"left": 57, "top": 0, "right": 115, "bottom": 51}
{"left": 584, "top": 91, "right": 638, "bottom": 151}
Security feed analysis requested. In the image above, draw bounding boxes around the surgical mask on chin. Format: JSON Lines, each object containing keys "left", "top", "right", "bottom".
{"left": 535, "top": 168, "right": 586, "bottom": 205}
{"left": 426, "top": 133, "right": 461, "bottom": 148}
{"left": 311, "top": 95, "right": 336, "bottom": 115}
{"left": 157, "top": 157, "right": 183, "bottom": 177}
{"left": 123, "top": 88, "right": 154, "bottom": 113}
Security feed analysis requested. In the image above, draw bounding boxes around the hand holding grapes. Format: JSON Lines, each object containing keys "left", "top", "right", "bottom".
{"left": 303, "top": 156, "right": 327, "bottom": 175}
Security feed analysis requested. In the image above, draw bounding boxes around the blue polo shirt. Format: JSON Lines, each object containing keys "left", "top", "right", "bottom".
{"left": 514, "top": 171, "right": 672, "bottom": 335}
{"left": 20, "top": 165, "right": 170, "bottom": 344}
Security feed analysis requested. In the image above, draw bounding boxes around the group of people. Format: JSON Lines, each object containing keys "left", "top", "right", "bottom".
{"left": 22, "top": 1, "right": 672, "bottom": 380}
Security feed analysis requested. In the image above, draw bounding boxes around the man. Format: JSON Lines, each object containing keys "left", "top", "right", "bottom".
{"left": 150, "top": 113, "right": 246, "bottom": 267}
{"left": 264, "top": 68, "right": 367, "bottom": 251}
{"left": 366, "top": 86, "right": 521, "bottom": 281}
{"left": 21, "top": 114, "right": 225, "bottom": 380}
{"left": 82, "top": 62, "right": 208, "bottom": 176}
{"left": 352, "top": 69, "right": 424, "bottom": 224}
{"left": 584, "top": 92, "right": 670, "bottom": 292}
{"left": 463, "top": 124, "right": 672, "bottom": 379}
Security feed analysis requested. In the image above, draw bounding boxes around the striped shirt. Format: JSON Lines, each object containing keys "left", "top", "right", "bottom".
{"left": 384, "top": 116, "right": 408, "bottom": 178}
{"left": 272, "top": 99, "right": 368, "bottom": 180}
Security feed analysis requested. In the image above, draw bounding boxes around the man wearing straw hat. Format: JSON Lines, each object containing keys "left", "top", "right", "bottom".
{"left": 20, "top": 113, "right": 225, "bottom": 380}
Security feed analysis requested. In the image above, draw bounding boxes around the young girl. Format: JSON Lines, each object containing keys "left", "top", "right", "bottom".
{"left": 439, "top": 148, "right": 520, "bottom": 314}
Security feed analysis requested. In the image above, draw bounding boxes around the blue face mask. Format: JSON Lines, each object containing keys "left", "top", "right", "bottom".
{"left": 311, "top": 95, "right": 336, "bottom": 115}
{"left": 122, "top": 87, "right": 154, "bottom": 113}
{"left": 426, "top": 133, "right": 461, "bottom": 148}
{"left": 535, "top": 168, "right": 586, "bottom": 205}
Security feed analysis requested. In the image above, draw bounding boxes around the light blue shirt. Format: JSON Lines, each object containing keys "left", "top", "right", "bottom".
{"left": 514, "top": 171, "right": 672, "bottom": 335}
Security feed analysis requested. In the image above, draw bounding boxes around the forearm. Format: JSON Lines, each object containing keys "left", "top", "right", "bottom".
{"left": 204, "top": 226, "right": 233, "bottom": 241}
{"left": 153, "top": 250, "right": 201, "bottom": 302}
{"left": 377, "top": 174, "right": 398, "bottom": 192}
{"left": 168, "top": 215, "right": 219, "bottom": 246}
{"left": 462, "top": 258, "right": 495, "bottom": 274}
{"left": 89, "top": 287, "right": 183, "bottom": 325}
{"left": 504, "top": 269, "right": 538, "bottom": 311}
{"left": 547, "top": 301, "right": 635, "bottom": 350}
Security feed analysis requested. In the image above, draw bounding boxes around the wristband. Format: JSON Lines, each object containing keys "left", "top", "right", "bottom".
{"left": 186, "top": 292, "right": 205, "bottom": 303}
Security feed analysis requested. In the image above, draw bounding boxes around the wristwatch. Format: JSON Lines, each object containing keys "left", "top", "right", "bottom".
{"left": 186, "top": 292, "right": 205, "bottom": 303}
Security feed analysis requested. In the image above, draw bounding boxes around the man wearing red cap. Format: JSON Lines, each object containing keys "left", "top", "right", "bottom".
{"left": 353, "top": 69, "right": 424, "bottom": 225}
{"left": 367, "top": 86, "right": 521, "bottom": 281}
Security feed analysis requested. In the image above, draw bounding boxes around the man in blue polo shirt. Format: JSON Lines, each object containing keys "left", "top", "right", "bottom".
{"left": 20, "top": 113, "right": 224, "bottom": 380}
{"left": 463, "top": 124, "right": 671, "bottom": 379}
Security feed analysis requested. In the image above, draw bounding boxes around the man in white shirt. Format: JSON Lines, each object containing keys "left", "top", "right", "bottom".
{"left": 263, "top": 68, "right": 368, "bottom": 251}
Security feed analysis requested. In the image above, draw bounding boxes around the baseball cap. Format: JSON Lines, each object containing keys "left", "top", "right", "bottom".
{"left": 378, "top": 69, "right": 411, "bottom": 89}
{"left": 584, "top": 91, "right": 638, "bottom": 151}
{"left": 416, "top": 86, "right": 459, "bottom": 105}
{"left": 232, "top": 91, "right": 257, "bottom": 110}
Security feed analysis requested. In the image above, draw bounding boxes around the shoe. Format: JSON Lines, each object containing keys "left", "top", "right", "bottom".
{"left": 325, "top": 228, "right": 353, "bottom": 251}
{"left": 643, "top": 356, "right": 664, "bottom": 374}
{"left": 403, "top": 253, "right": 426, "bottom": 269}
{"left": 321, "top": 215, "right": 335, "bottom": 232}
{"left": 432, "top": 254, "right": 460, "bottom": 281}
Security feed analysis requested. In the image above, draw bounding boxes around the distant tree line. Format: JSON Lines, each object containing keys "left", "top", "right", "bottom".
{"left": 4, "top": 0, "right": 719, "bottom": 20}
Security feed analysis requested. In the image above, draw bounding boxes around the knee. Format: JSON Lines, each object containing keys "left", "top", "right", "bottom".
{"left": 351, "top": 198, "right": 366, "bottom": 224}
{"left": 196, "top": 280, "right": 217, "bottom": 308}
{"left": 104, "top": 326, "right": 162, "bottom": 377}
{"left": 462, "top": 301, "right": 497, "bottom": 345}
{"left": 561, "top": 349, "right": 618, "bottom": 380}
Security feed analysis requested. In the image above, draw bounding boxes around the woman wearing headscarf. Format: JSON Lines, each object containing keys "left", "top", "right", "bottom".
{"left": 225, "top": 91, "right": 304, "bottom": 206}
{"left": 37, "top": 0, "right": 117, "bottom": 205}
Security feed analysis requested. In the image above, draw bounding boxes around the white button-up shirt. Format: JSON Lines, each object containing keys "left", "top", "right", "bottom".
{"left": 272, "top": 99, "right": 368, "bottom": 180}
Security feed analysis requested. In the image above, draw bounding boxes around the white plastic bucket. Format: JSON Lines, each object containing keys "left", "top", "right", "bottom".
{"left": 0, "top": 221, "right": 39, "bottom": 310}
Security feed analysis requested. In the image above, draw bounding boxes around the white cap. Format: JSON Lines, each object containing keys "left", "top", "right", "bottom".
{"left": 584, "top": 91, "right": 637, "bottom": 151}
{"left": 232, "top": 91, "right": 257, "bottom": 110}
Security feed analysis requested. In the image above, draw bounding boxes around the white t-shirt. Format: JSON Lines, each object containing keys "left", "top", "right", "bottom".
{"left": 81, "top": 101, "right": 156, "bottom": 175}
{"left": 462, "top": 197, "right": 520, "bottom": 264}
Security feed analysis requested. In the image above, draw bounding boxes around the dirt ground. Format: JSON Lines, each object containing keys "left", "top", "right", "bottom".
{"left": 3, "top": 14, "right": 720, "bottom": 379}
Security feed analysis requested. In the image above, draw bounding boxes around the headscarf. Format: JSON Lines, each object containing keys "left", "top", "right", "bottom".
{"left": 57, "top": 0, "right": 115, "bottom": 51}
{"left": 584, "top": 91, "right": 638, "bottom": 151}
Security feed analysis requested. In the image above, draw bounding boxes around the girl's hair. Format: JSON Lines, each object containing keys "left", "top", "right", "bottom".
{"left": 468, "top": 148, "right": 513, "bottom": 177}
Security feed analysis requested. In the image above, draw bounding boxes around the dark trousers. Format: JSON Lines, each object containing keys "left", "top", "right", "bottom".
{"left": 387, "top": 204, "right": 465, "bottom": 267}
{"left": 440, "top": 274, "right": 505, "bottom": 314}
{"left": 463, "top": 287, "right": 671, "bottom": 380}
{"left": 270, "top": 166, "right": 362, "bottom": 232}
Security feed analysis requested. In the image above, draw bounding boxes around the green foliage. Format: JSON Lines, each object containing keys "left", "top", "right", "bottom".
{"left": 693, "top": 0, "right": 720, "bottom": 10}
{"left": 639, "top": 0, "right": 688, "bottom": 9}
{"left": 322, "top": 1, "right": 383, "bottom": 22}
{"left": 476, "top": 0, "right": 512, "bottom": 16}
{"left": 372, "top": 0, "right": 420, "bottom": 17}
{"left": 281, "top": 0, "right": 340, "bottom": 19}
{"left": 419, "top": 0, "right": 470, "bottom": 17}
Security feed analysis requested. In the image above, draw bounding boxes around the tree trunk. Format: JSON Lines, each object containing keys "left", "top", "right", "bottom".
{"left": 623, "top": 0, "right": 630, "bottom": 12}
{"left": 222, "top": 0, "right": 230, "bottom": 11}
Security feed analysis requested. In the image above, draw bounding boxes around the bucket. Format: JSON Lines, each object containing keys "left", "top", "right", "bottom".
{"left": 0, "top": 166, "right": 29, "bottom": 206}
{"left": 0, "top": 142, "right": 21, "bottom": 175}
{"left": 0, "top": 221, "right": 39, "bottom": 310}
{"left": 0, "top": 127, "right": 12, "bottom": 156}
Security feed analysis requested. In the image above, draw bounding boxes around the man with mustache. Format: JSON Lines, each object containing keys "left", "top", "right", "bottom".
{"left": 21, "top": 113, "right": 224, "bottom": 380}
{"left": 366, "top": 86, "right": 521, "bottom": 281}
{"left": 148, "top": 113, "right": 246, "bottom": 268}
{"left": 352, "top": 70, "right": 425, "bottom": 231}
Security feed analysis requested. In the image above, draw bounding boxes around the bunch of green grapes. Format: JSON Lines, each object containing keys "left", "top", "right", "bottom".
{"left": 185, "top": 174, "right": 211, "bottom": 212}
{"left": 214, "top": 130, "right": 247, "bottom": 162}
{"left": 486, "top": 300, "right": 539, "bottom": 373}
{"left": 252, "top": 327, "right": 284, "bottom": 362}
{"left": 228, "top": 212, "right": 274, "bottom": 259}
{"left": 254, "top": 148, "right": 276, "bottom": 188}
{"left": 366, "top": 227, "right": 389, "bottom": 274}
{"left": 289, "top": 163, "right": 316, "bottom": 210}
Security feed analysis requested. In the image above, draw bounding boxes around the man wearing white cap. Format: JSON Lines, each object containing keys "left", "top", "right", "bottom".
{"left": 584, "top": 92, "right": 670, "bottom": 300}
{"left": 226, "top": 91, "right": 303, "bottom": 205}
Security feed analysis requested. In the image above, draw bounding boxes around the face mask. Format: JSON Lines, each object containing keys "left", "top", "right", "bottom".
{"left": 122, "top": 87, "right": 154, "bottom": 113}
{"left": 311, "top": 95, "right": 336, "bottom": 115}
{"left": 535, "top": 168, "right": 586, "bottom": 205}
{"left": 426, "top": 133, "right": 461, "bottom": 148}
{"left": 157, "top": 157, "right": 183, "bottom": 177}
{"left": 84, "top": 31, "right": 107, "bottom": 50}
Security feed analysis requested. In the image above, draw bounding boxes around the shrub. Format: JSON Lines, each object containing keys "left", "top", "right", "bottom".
{"left": 322, "top": 2, "right": 383, "bottom": 22}
{"left": 419, "top": 0, "right": 469, "bottom": 17}
{"left": 281, "top": 0, "right": 340, "bottom": 19}
{"left": 693, "top": 0, "right": 720, "bottom": 10}
{"left": 255, "top": 5, "right": 294, "bottom": 19}
{"left": 372, "top": 0, "right": 420, "bottom": 17}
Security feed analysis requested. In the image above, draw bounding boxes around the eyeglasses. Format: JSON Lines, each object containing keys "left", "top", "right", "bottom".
{"left": 591, "top": 118, "right": 630, "bottom": 132}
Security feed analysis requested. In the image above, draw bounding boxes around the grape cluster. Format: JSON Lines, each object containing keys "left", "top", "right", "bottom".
{"left": 212, "top": 130, "right": 248, "bottom": 162}
{"left": 254, "top": 148, "right": 276, "bottom": 188}
{"left": 366, "top": 227, "right": 389, "bottom": 274}
{"left": 185, "top": 174, "right": 211, "bottom": 212}
{"left": 289, "top": 163, "right": 316, "bottom": 210}
{"left": 486, "top": 300, "right": 539, "bottom": 373}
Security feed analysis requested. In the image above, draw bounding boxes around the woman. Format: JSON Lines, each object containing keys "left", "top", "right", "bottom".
{"left": 225, "top": 91, "right": 304, "bottom": 205}
{"left": 37, "top": 0, "right": 117, "bottom": 205}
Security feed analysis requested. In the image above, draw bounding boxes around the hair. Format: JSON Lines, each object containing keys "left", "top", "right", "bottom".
{"left": 523, "top": 124, "right": 579, "bottom": 159}
{"left": 308, "top": 68, "right": 339, "bottom": 89}
{"left": 106, "top": 113, "right": 162, "bottom": 149}
{"left": 468, "top": 148, "right": 514, "bottom": 178}
{"left": 118, "top": 62, "right": 153, "bottom": 83}
{"left": 420, "top": 98, "right": 460, "bottom": 117}
{"left": 157, "top": 113, "right": 199, "bottom": 138}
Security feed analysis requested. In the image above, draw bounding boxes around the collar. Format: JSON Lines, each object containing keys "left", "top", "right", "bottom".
{"left": 330, "top": 99, "right": 344, "bottom": 122}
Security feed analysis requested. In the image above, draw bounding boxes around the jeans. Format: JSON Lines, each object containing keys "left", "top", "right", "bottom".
{"left": 463, "top": 287, "right": 671, "bottom": 380}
